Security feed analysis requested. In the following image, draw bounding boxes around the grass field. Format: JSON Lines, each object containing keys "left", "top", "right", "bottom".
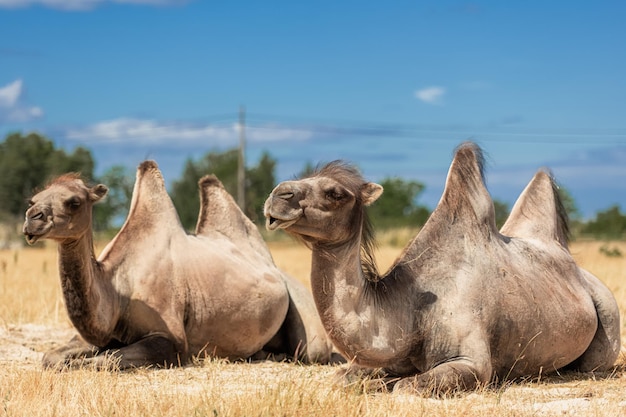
{"left": 1, "top": 238, "right": 625, "bottom": 416}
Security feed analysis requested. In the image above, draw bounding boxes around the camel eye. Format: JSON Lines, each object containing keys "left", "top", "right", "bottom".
{"left": 65, "top": 197, "right": 81, "bottom": 210}
{"left": 325, "top": 189, "right": 345, "bottom": 202}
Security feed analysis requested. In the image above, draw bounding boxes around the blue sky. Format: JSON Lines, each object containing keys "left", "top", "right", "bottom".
{"left": 1, "top": 1, "right": 625, "bottom": 219}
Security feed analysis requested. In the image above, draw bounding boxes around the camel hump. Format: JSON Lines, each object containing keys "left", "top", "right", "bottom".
{"left": 500, "top": 169, "right": 570, "bottom": 248}
{"left": 195, "top": 175, "right": 270, "bottom": 254}
{"left": 135, "top": 160, "right": 168, "bottom": 195}
{"left": 198, "top": 174, "right": 223, "bottom": 189}
{"left": 138, "top": 160, "right": 159, "bottom": 173}
{"left": 195, "top": 174, "right": 245, "bottom": 237}
{"left": 435, "top": 142, "right": 497, "bottom": 232}
{"left": 123, "top": 160, "right": 182, "bottom": 229}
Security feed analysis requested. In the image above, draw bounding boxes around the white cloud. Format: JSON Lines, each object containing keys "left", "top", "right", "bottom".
{"left": 66, "top": 117, "right": 313, "bottom": 144}
{"left": 67, "top": 118, "right": 232, "bottom": 142}
{"left": 0, "top": 0, "right": 187, "bottom": 11}
{"left": 415, "top": 86, "right": 446, "bottom": 105}
{"left": 0, "top": 79, "right": 44, "bottom": 123}
{"left": 0, "top": 79, "right": 22, "bottom": 107}
{"left": 5, "top": 106, "right": 44, "bottom": 122}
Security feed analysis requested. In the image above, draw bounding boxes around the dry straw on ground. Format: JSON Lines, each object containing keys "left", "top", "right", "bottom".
{"left": 1, "top": 238, "right": 625, "bottom": 416}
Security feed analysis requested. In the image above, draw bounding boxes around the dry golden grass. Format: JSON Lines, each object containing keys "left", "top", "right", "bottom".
{"left": 1, "top": 237, "right": 626, "bottom": 416}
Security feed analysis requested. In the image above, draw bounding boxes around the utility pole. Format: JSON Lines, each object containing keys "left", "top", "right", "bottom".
{"left": 237, "top": 105, "right": 246, "bottom": 211}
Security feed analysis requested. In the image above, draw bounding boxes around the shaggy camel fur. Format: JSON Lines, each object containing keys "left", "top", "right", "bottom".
{"left": 264, "top": 141, "right": 621, "bottom": 394}
{"left": 23, "top": 161, "right": 333, "bottom": 369}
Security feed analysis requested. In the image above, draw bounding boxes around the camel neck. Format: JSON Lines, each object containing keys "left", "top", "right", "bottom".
{"left": 311, "top": 238, "right": 366, "bottom": 288}
{"left": 310, "top": 231, "right": 383, "bottom": 291}
{"left": 57, "top": 233, "right": 114, "bottom": 346}
{"left": 309, "top": 237, "right": 415, "bottom": 365}
{"left": 310, "top": 239, "right": 373, "bottom": 337}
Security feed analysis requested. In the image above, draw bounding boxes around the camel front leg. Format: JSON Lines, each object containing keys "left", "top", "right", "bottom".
{"left": 89, "top": 334, "right": 181, "bottom": 370}
{"left": 43, "top": 334, "right": 99, "bottom": 370}
{"left": 44, "top": 334, "right": 181, "bottom": 370}
{"left": 334, "top": 364, "right": 393, "bottom": 392}
{"left": 393, "top": 358, "right": 491, "bottom": 396}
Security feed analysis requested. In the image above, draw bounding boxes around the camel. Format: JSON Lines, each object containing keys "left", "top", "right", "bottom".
{"left": 264, "top": 141, "right": 621, "bottom": 395}
{"left": 22, "top": 160, "right": 334, "bottom": 369}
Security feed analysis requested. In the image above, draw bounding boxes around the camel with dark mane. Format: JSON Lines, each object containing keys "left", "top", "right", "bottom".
{"left": 264, "top": 141, "right": 620, "bottom": 394}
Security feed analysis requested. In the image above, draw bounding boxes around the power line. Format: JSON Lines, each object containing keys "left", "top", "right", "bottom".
{"left": 205, "top": 111, "right": 626, "bottom": 144}
{"left": 51, "top": 110, "right": 626, "bottom": 146}
{"left": 243, "top": 121, "right": 626, "bottom": 145}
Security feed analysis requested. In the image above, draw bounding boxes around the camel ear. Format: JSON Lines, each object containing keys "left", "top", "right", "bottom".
{"left": 361, "top": 183, "right": 383, "bottom": 206}
{"left": 89, "top": 184, "right": 109, "bottom": 203}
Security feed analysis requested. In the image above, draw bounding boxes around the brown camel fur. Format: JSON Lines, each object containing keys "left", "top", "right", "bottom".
{"left": 23, "top": 160, "right": 334, "bottom": 369}
{"left": 264, "top": 141, "right": 621, "bottom": 394}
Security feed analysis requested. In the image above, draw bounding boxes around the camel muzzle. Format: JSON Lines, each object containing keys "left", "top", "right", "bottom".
{"left": 23, "top": 221, "right": 47, "bottom": 245}
{"left": 23, "top": 208, "right": 53, "bottom": 245}
{"left": 264, "top": 197, "right": 301, "bottom": 231}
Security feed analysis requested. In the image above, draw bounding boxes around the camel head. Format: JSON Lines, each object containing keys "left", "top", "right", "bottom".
{"left": 264, "top": 161, "right": 383, "bottom": 246}
{"left": 23, "top": 174, "right": 108, "bottom": 245}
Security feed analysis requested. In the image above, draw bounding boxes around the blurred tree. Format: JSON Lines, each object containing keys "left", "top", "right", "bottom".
{"left": 0, "top": 132, "right": 95, "bottom": 221}
{"left": 493, "top": 199, "right": 510, "bottom": 229}
{"left": 48, "top": 146, "right": 95, "bottom": 180}
{"left": 245, "top": 151, "right": 275, "bottom": 223}
{"left": 556, "top": 185, "right": 584, "bottom": 238}
{"left": 172, "top": 158, "right": 206, "bottom": 230}
{"left": 368, "top": 177, "right": 430, "bottom": 229}
{"left": 557, "top": 186, "right": 581, "bottom": 223}
{"left": 0, "top": 132, "right": 53, "bottom": 219}
{"left": 203, "top": 148, "right": 240, "bottom": 192}
{"left": 581, "top": 205, "right": 626, "bottom": 239}
{"left": 93, "top": 165, "right": 134, "bottom": 231}
{"left": 297, "top": 161, "right": 316, "bottom": 178}
{"left": 171, "top": 148, "right": 277, "bottom": 230}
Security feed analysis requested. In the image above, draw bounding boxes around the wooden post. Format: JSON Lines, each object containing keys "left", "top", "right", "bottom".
{"left": 237, "top": 105, "right": 246, "bottom": 211}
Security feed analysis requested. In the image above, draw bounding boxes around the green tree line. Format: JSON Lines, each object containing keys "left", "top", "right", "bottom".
{"left": 0, "top": 132, "right": 95, "bottom": 220}
{"left": 1, "top": 132, "right": 625, "bottom": 241}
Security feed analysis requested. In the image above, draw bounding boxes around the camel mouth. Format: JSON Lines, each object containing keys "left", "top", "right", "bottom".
{"left": 25, "top": 233, "right": 43, "bottom": 245}
{"left": 23, "top": 222, "right": 53, "bottom": 245}
{"left": 266, "top": 216, "right": 298, "bottom": 231}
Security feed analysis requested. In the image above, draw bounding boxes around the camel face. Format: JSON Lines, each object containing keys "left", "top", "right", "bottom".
{"left": 265, "top": 162, "right": 382, "bottom": 244}
{"left": 23, "top": 175, "right": 108, "bottom": 244}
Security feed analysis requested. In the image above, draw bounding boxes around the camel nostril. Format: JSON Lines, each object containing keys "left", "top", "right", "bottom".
{"left": 278, "top": 192, "right": 294, "bottom": 200}
{"left": 31, "top": 212, "right": 44, "bottom": 221}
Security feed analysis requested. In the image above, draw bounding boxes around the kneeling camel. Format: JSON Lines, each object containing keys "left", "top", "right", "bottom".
{"left": 264, "top": 141, "right": 621, "bottom": 394}
{"left": 23, "top": 160, "right": 333, "bottom": 369}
